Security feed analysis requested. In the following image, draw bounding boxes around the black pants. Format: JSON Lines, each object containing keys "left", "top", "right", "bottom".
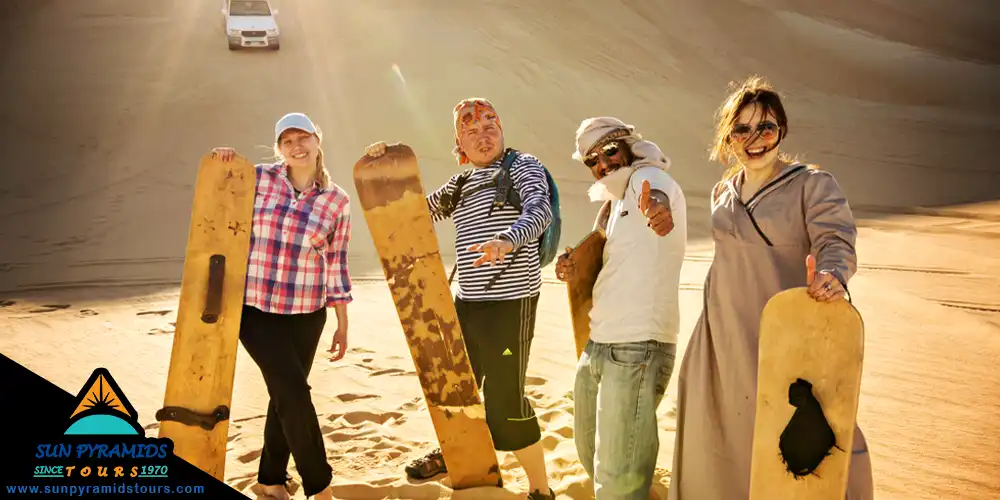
{"left": 456, "top": 294, "right": 542, "bottom": 452}
{"left": 238, "top": 305, "right": 331, "bottom": 497}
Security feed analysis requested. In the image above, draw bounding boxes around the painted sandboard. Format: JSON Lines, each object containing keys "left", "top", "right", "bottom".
{"left": 565, "top": 229, "right": 606, "bottom": 359}
{"left": 749, "top": 287, "right": 865, "bottom": 500}
{"left": 157, "top": 152, "right": 256, "bottom": 481}
{"left": 352, "top": 143, "right": 502, "bottom": 489}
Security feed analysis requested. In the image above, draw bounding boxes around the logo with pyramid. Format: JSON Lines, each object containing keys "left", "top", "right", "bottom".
{"left": 64, "top": 368, "right": 145, "bottom": 437}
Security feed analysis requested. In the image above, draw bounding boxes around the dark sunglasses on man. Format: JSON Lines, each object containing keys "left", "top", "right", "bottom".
{"left": 584, "top": 142, "right": 623, "bottom": 168}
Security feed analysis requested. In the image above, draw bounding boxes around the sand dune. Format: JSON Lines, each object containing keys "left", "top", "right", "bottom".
{"left": 1, "top": 0, "right": 998, "bottom": 498}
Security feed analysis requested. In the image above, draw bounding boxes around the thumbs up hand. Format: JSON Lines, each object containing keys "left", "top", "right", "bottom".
{"left": 639, "top": 180, "right": 674, "bottom": 237}
{"left": 806, "top": 254, "right": 845, "bottom": 302}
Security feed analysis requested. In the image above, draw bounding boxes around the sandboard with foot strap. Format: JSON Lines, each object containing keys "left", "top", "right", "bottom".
{"left": 564, "top": 229, "right": 606, "bottom": 359}
{"left": 156, "top": 153, "right": 256, "bottom": 480}
{"left": 749, "top": 287, "right": 865, "bottom": 499}
{"left": 352, "top": 143, "right": 502, "bottom": 489}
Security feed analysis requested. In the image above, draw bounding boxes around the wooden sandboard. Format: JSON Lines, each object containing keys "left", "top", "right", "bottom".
{"left": 750, "top": 287, "right": 865, "bottom": 500}
{"left": 353, "top": 144, "right": 502, "bottom": 489}
{"left": 565, "top": 229, "right": 606, "bottom": 359}
{"left": 157, "top": 153, "right": 256, "bottom": 480}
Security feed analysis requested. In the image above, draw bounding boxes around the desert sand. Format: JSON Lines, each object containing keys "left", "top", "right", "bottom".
{"left": 1, "top": 0, "right": 999, "bottom": 498}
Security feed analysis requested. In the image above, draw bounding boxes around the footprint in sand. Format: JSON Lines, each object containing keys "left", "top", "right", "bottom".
{"left": 342, "top": 411, "right": 404, "bottom": 426}
{"left": 147, "top": 327, "right": 174, "bottom": 335}
{"left": 231, "top": 477, "right": 255, "bottom": 492}
{"left": 348, "top": 347, "right": 375, "bottom": 354}
{"left": 78, "top": 309, "right": 99, "bottom": 316}
{"left": 324, "top": 426, "right": 380, "bottom": 443}
{"left": 29, "top": 304, "right": 70, "bottom": 313}
{"left": 0, "top": 300, "right": 15, "bottom": 308}
{"left": 541, "top": 434, "right": 560, "bottom": 451}
{"left": 537, "top": 408, "right": 563, "bottom": 424}
{"left": 525, "top": 375, "right": 547, "bottom": 386}
{"left": 327, "top": 433, "right": 414, "bottom": 471}
{"left": 550, "top": 424, "right": 574, "bottom": 439}
{"left": 334, "top": 393, "right": 381, "bottom": 403}
{"left": 397, "top": 397, "right": 423, "bottom": 411}
{"left": 237, "top": 449, "right": 262, "bottom": 464}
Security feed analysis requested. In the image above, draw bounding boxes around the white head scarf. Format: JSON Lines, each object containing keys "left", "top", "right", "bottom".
{"left": 572, "top": 117, "right": 671, "bottom": 201}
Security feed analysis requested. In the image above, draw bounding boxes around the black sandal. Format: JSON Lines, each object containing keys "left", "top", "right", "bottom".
{"left": 404, "top": 448, "right": 448, "bottom": 479}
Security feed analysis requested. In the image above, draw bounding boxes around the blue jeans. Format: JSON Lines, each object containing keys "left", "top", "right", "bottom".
{"left": 574, "top": 339, "right": 677, "bottom": 500}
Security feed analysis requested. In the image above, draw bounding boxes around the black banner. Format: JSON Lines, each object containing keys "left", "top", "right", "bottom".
{"left": 0, "top": 353, "right": 246, "bottom": 499}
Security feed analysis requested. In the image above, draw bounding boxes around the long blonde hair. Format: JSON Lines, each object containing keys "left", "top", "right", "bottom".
{"left": 709, "top": 75, "right": 794, "bottom": 198}
{"left": 273, "top": 126, "right": 331, "bottom": 190}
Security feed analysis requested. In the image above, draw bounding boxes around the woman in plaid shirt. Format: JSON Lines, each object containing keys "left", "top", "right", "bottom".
{"left": 212, "top": 112, "right": 351, "bottom": 500}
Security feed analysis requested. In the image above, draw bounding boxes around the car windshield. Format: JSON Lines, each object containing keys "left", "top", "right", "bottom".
{"left": 229, "top": 1, "right": 270, "bottom": 16}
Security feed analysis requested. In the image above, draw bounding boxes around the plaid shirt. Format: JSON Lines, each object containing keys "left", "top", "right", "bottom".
{"left": 243, "top": 162, "right": 353, "bottom": 315}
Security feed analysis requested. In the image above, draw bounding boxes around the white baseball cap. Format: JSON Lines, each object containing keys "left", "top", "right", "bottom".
{"left": 274, "top": 112, "right": 318, "bottom": 142}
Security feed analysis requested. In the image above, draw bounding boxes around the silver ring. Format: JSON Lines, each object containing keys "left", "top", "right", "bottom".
{"left": 824, "top": 282, "right": 832, "bottom": 291}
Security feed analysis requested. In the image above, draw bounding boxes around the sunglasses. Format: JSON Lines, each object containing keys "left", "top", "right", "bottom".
{"left": 729, "top": 121, "right": 779, "bottom": 142}
{"left": 583, "top": 142, "right": 622, "bottom": 167}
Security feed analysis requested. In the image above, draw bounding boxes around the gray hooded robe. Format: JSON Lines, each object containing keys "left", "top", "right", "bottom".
{"left": 668, "top": 162, "right": 875, "bottom": 499}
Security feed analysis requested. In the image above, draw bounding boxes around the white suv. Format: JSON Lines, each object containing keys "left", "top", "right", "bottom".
{"left": 222, "top": 0, "right": 280, "bottom": 51}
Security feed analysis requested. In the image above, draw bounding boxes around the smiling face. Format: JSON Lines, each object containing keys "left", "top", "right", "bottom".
{"left": 710, "top": 76, "right": 790, "bottom": 174}
{"left": 584, "top": 140, "right": 633, "bottom": 180}
{"left": 277, "top": 128, "right": 319, "bottom": 169}
{"left": 729, "top": 102, "right": 782, "bottom": 171}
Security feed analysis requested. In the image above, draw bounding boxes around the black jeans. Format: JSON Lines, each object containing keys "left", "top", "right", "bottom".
{"left": 238, "top": 305, "right": 330, "bottom": 497}
{"left": 456, "top": 294, "right": 542, "bottom": 452}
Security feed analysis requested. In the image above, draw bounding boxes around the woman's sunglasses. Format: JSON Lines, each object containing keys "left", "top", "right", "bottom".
{"left": 583, "top": 142, "right": 622, "bottom": 167}
{"left": 730, "top": 121, "right": 779, "bottom": 142}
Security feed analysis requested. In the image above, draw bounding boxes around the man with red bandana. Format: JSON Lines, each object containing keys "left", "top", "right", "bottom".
{"left": 365, "top": 98, "right": 555, "bottom": 500}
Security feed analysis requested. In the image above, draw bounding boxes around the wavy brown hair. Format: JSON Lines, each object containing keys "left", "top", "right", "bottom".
{"left": 709, "top": 75, "right": 794, "bottom": 186}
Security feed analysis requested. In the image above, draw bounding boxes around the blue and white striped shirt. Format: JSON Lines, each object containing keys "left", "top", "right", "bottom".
{"left": 427, "top": 152, "right": 553, "bottom": 301}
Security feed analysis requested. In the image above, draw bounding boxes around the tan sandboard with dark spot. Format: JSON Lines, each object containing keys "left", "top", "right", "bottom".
{"left": 750, "top": 287, "right": 865, "bottom": 500}
{"left": 157, "top": 153, "right": 256, "bottom": 481}
{"left": 565, "top": 229, "right": 605, "bottom": 359}
{"left": 353, "top": 144, "right": 502, "bottom": 489}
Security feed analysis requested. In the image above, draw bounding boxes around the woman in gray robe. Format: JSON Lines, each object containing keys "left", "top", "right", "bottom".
{"left": 668, "top": 76, "right": 875, "bottom": 499}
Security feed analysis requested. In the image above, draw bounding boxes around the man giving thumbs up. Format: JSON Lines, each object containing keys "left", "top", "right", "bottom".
{"left": 558, "top": 117, "right": 687, "bottom": 500}
{"left": 639, "top": 177, "right": 675, "bottom": 236}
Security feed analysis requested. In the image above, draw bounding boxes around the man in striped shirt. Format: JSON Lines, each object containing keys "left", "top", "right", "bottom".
{"left": 366, "top": 98, "right": 554, "bottom": 500}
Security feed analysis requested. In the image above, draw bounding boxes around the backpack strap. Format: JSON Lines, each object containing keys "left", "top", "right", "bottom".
{"left": 437, "top": 169, "right": 474, "bottom": 219}
{"left": 489, "top": 148, "right": 522, "bottom": 216}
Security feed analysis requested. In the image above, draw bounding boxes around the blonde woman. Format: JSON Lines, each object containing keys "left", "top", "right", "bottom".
{"left": 212, "top": 112, "right": 352, "bottom": 500}
{"left": 668, "top": 77, "right": 874, "bottom": 499}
